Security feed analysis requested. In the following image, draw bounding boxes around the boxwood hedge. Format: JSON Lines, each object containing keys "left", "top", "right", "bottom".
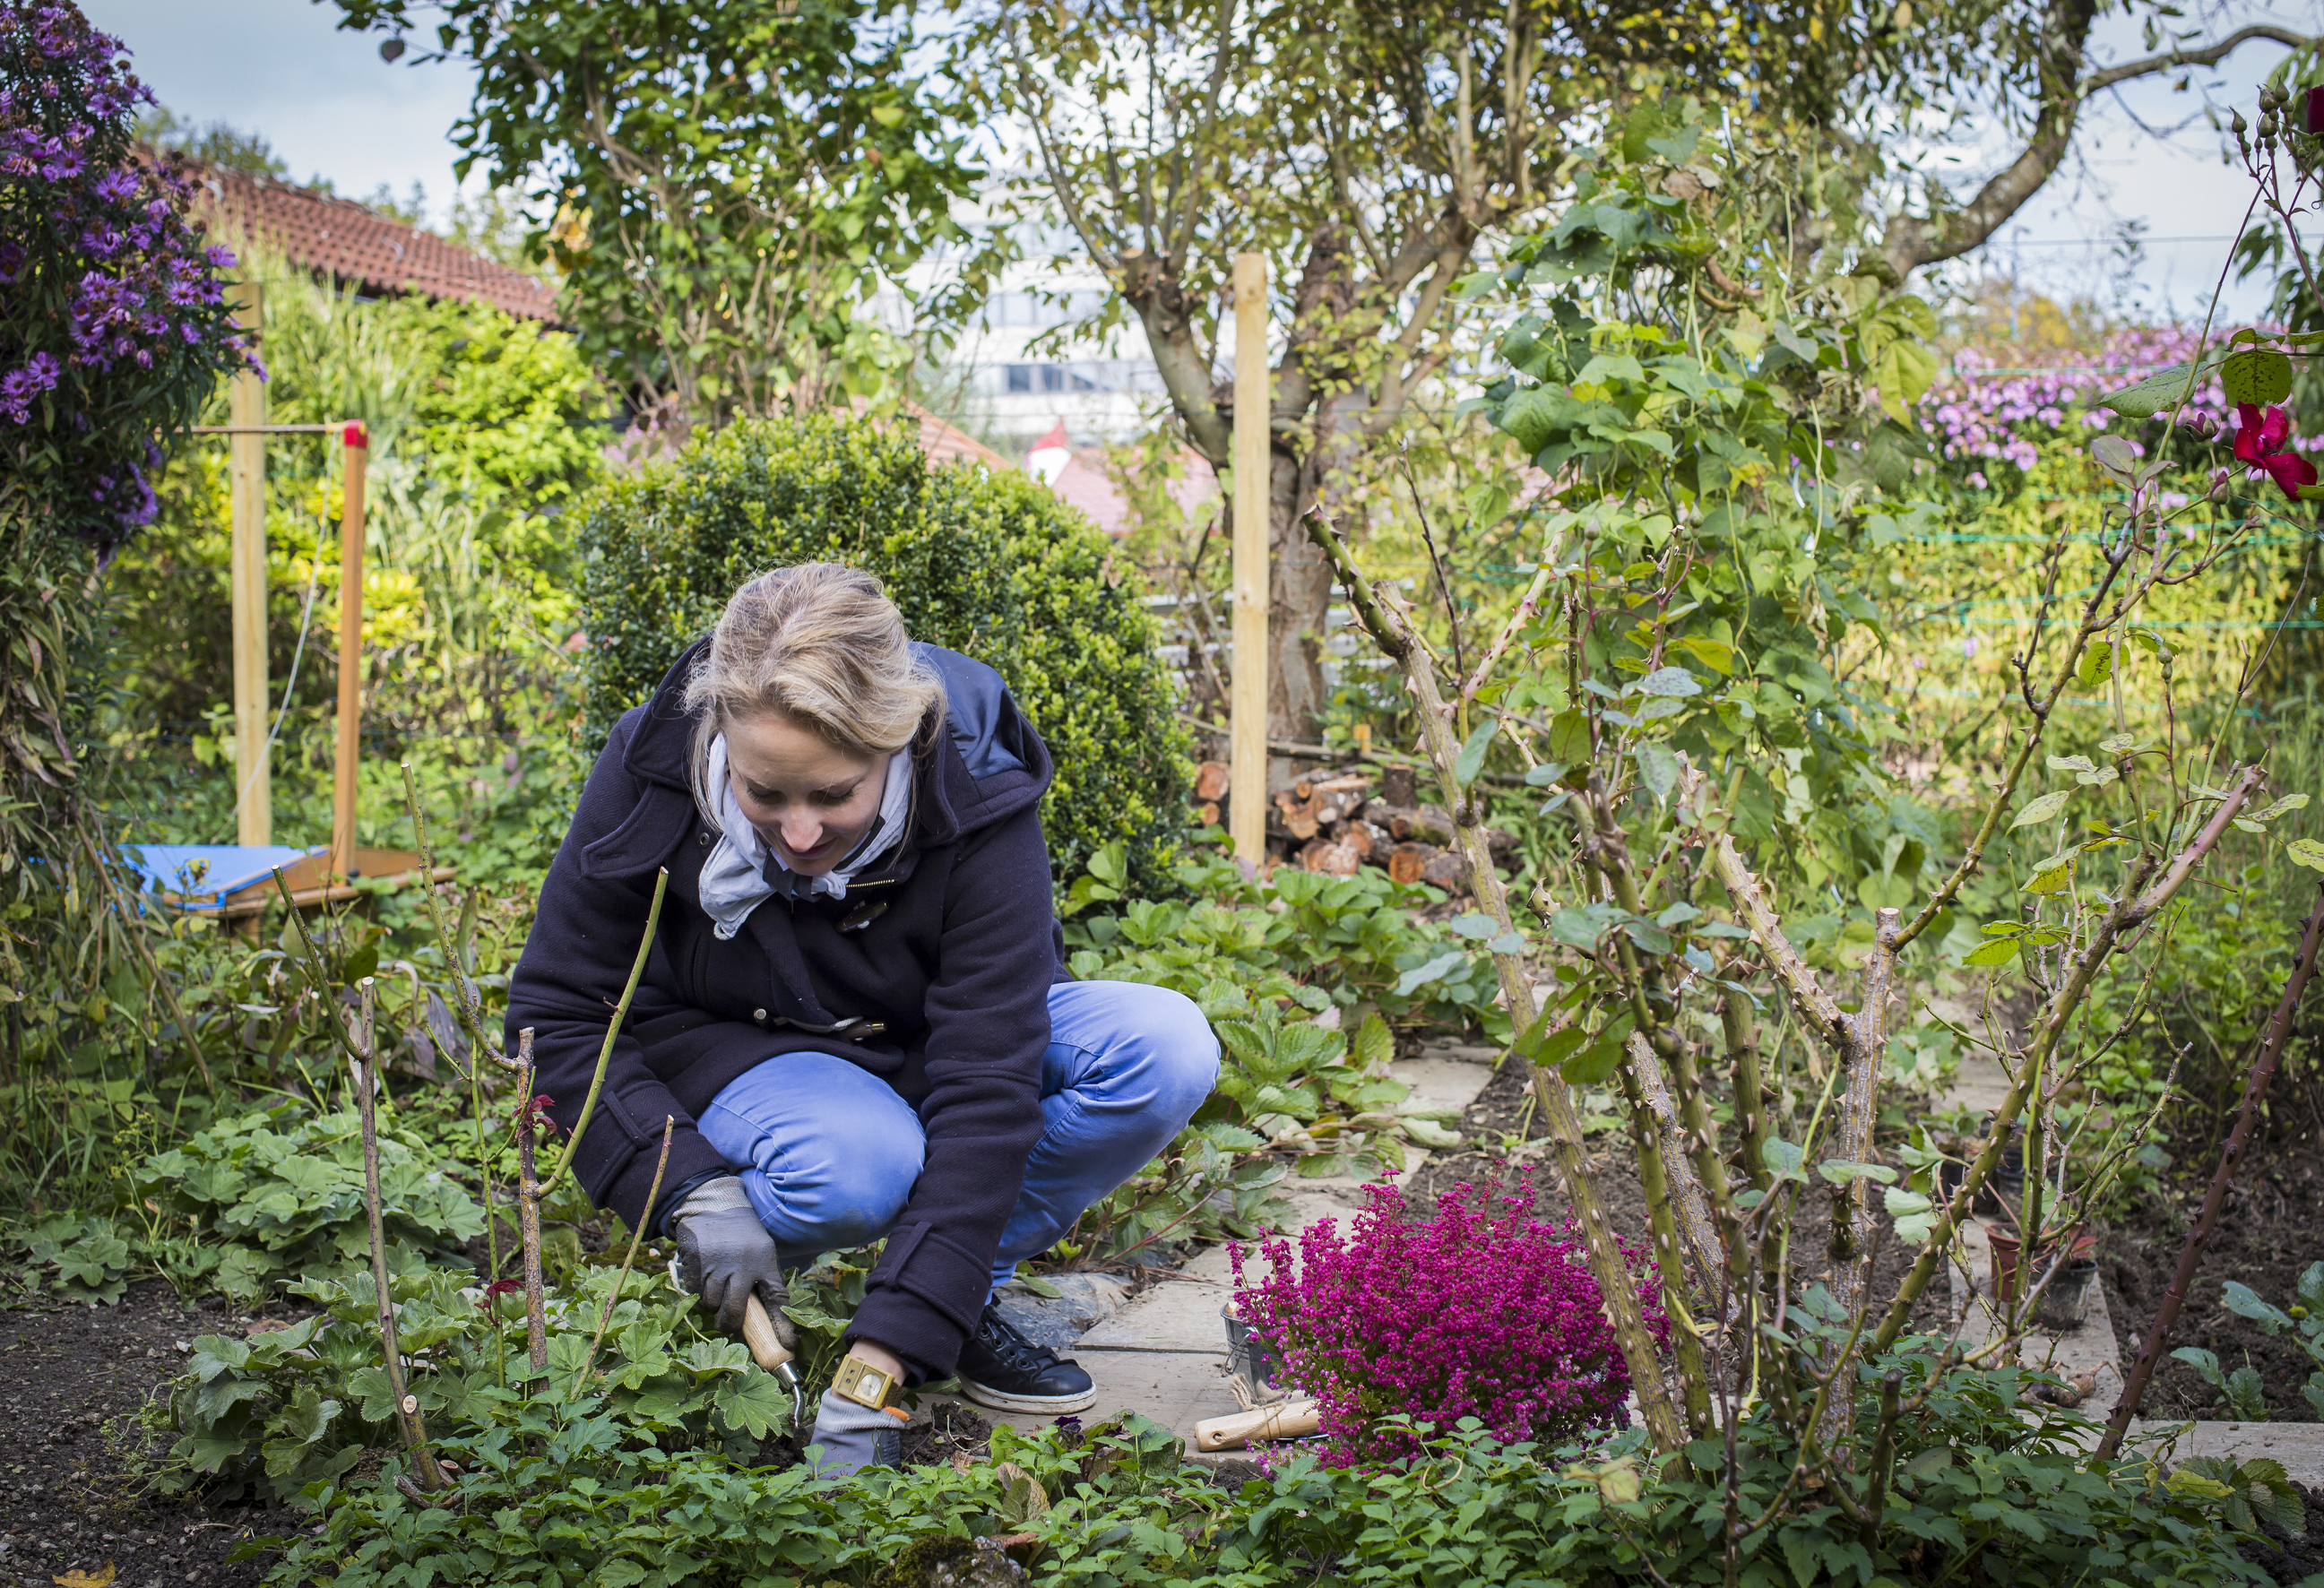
{"left": 574, "top": 413, "right": 1188, "bottom": 889}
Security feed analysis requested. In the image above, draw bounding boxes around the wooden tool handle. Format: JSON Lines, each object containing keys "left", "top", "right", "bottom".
{"left": 1194, "top": 1398, "right": 1320, "bottom": 1452}
{"left": 742, "top": 1293, "right": 793, "bottom": 1374}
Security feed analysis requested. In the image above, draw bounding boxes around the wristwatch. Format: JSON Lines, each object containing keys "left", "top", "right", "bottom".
{"left": 833, "top": 1352, "right": 903, "bottom": 1412}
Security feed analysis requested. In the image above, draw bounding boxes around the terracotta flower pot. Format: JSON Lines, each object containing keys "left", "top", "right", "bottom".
{"left": 1988, "top": 1222, "right": 2097, "bottom": 1322}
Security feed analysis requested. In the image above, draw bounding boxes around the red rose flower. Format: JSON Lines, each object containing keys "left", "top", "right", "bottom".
{"left": 2233, "top": 402, "right": 2319, "bottom": 502}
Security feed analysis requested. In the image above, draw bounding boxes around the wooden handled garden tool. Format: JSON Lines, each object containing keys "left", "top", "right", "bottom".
{"left": 670, "top": 1255, "right": 806, "bottom": 1426}
{"left": 1194, "top": 1398, "right": 1321, "bottom": 1452}
{"left": 742, "top": 1294, "right": 807, "bottom": 1427}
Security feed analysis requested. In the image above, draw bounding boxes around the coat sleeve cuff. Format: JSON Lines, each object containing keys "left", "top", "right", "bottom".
{"left": 845, "top": 1221, "right": 993, "bottom": 1378}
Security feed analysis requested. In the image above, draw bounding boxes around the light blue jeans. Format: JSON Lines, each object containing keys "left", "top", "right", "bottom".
{"left": 697, "top": 980, "right": 1220, "bottom": 1290}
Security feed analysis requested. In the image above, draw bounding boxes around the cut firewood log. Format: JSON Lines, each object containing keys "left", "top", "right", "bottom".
{"left": 1381, "top": 765, "right": 1417, "bottom": 807}
{"left": 1420, "top": 849, "right": 1469, "bottom": 889}
{"left": 1362, "top": 800, "right": 1515, "bottom": 855}
{"left": 1194, "top": 760, "right": 1231, "bottom": 801}
{"left": 1342, "top": 819, "right": 1383, "bottom": 860}
{"left": 1197, "top": 801, "right": 1221, "bottom": 825}
{"left": 1299, "top": 837, "right": 1361, "bottom": 876}
{"left": 1274, "top": 787, "right": 1320, "bottom": 841}
{"left": 1387, "top": 841, "right": 1431, "bottom": 885}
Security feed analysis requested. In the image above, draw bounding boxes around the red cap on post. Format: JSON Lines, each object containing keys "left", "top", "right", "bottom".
{"left": 342, "top": 420, "right": 368, "bottom": 449}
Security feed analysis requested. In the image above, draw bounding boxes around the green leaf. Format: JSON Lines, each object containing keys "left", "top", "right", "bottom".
{"left": 2221, "top": 348, "right": 2294, "bottom": 407}
{"left": 1818, "top": 1160, "right": 1898, "bottom": 1187}
{"left": 1016, "top": 1275, "right": 1063, "bottom": 1299}
{"left": 2078, "top": 641, "right": 2114, "bottom": 688}
{"left": 1394, "top": 949, "right": 1468, "bottom": 997}
{"left": 713, "top": 1371, "right": 796, "bottom": 1440}
{"left": 1632, "top": 666, "right": 1701, "bottom": 698}
{"left": 2089, "top": 436, "right": 2138, "bottom": 481}
{"left": 2100, "top": 360, "right": 2216, "bottom": 419}
{"left": 1874, "top": 337, "right": 1939, "bottom": 419}
{"left": 1883, "top": 1187, "right": 1938, "bottom": 1243}
{"left": 1960, "top": 938, "right": 2019, "bottom": 969}
{"left": 1634, "top": 742, "right": 1680, "bottom": 805}
{"left": 1454, "top": 718, "right": 1499, "bottom": 789}
{"left": 2012, "top": 790, "right": 2072, "bottom": 828}
{"left": 2286, "top": 839, "right": 2324, "bottom": 871}
{"left": 1561, "top": 1039, "right": 1624, "bottom": 1086}
{"left": 1761, "top": 1138, "right": 1806, "bottom": 1182}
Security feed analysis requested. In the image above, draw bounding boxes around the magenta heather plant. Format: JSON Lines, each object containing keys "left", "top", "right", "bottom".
{"left": 1230, "top": 1177, "right": 1661, "bottom": 1466}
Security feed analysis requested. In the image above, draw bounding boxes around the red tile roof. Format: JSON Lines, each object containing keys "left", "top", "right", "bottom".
{"left": 183, "top": 160, "right": 558, "bottom": 324}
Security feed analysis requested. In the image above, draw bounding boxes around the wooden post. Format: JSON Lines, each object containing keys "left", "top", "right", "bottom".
{"left": 228, "top": 283, "right": 269, "bottom": 846}
{"left": 1229, "top": 253, "right": 1269, "bottom": 866}
{"left": 332, "top": 422, "right": 368, "bottom": 882}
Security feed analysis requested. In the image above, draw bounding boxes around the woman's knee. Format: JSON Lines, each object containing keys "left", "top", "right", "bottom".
{"left": 1064, "top": 980, "right": 1219, "bottom": 1116}
{"left": 703, "top": 1060, "right": 924, "bottom": 1247}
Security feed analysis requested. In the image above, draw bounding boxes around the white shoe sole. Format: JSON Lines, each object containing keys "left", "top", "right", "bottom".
{"left": 959, "top": 1377, "right": 1099, "bottom": 1415}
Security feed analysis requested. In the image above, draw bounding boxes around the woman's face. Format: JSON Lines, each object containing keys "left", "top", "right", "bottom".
{"left": 723, "top": 711, "right": 891, "bottom": 876}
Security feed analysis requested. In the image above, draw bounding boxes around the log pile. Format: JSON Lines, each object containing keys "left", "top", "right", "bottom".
{"left": 1190, "top": 759, "right": 1516, "bottom": 892}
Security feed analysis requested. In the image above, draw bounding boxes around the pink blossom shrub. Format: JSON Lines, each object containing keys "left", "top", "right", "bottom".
{"left": 1915, "top": 325, "right": 2314, "bottom": 492}
{"left": 1230, "top": 1177, "right": 1660, "bottom": 1466}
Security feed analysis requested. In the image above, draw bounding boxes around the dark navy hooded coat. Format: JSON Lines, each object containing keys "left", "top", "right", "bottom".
{"left": 505, "top": 640, "right": 1066, "bottom": 1375}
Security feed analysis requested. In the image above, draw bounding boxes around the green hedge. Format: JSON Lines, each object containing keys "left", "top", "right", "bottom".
{"left": 575, "top": 414, "right": 1188, "bottom": 887}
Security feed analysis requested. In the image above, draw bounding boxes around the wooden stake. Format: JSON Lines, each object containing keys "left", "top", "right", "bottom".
{"left": 228, "top": 283, "right": 269, "bottom": 847}
{"left": 1228, "top": 252, "right": 1269, "bottom": 866}
{"left": 333, "top": 423, "right": 368, "bottom": 882}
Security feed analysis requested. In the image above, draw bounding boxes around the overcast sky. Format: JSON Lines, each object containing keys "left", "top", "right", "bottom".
{"left": 83, "top": 0, "right": 2305, "bottom": 326}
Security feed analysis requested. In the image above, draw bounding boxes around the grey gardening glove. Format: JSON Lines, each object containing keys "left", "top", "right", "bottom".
{"left": 808, "top": 1387, "right": 905, "bottom": 1478}
{"left": 670, "top": 1176, "right": 785, "bottom": 1335}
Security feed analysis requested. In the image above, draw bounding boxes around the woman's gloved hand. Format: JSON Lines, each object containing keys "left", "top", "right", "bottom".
{"left": 808, "top": 1387, "right": 907, "bottom": 1477}
{"left": 670, "top": 1176, "right": 783, "bottom": 1334}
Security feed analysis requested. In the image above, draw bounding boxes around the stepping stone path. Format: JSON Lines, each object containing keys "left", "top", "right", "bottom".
{"left": 925, "top": 1045, "right": 2324, "bottom": 1478}
{"left": 922, "top": 1040, "right": 1504, "bottom": 1447}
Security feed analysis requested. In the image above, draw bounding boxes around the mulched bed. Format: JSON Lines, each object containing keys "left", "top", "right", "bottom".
{"left": 2243, "top": 1481, "right": 2324, "bottom": 1584}
{"left": 2105, "top": 1141, "right": 2324, "bottom": 1422}
{"left": 0, "top": 1280, "right": 295, "bottom": 1588}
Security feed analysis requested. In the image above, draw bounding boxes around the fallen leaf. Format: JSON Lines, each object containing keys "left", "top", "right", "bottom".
{"left": 55, "top": 1565, "right": 117, "bottom": 1588}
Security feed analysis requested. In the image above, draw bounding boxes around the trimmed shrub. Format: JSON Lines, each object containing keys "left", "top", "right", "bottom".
{"left": 574, "top": 413, "right": 1189, "bottom": 886}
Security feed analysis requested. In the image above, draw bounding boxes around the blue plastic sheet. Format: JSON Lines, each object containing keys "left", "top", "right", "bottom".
{"left": 123, "top": 844, "right": 326, "bottom": 909}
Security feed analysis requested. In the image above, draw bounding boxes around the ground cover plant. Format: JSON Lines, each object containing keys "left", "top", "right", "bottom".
{"left": 14, "top": 2, "right": 2324, "bottom": 1584}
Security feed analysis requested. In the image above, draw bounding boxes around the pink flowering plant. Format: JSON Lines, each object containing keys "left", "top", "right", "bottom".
{"left": 0, "top": 1, "right": 249, "bottom": 549}
{"left": 1230, "top": 1177, "right": 1659, "bottom": 1466}
{"left": 1914, "top": 325, "right": 2317, "bottom": 494}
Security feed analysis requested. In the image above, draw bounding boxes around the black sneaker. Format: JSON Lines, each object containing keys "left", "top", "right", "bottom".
{"left": 955, "top": 1301, "right": 1097, "bottom": 1413}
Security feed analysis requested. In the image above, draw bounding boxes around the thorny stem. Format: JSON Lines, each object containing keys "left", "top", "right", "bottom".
{"left": 1611, "top": 1049, "right": 1717, "bottom": 1439}
{"left": 542, "top": 867, "right": 670, "bottom": 1199}
{"left": 1870, "top": 765, "right": 2265, "bottom": 1356}
{"left": 2096, "top": 877, "right": 2324, "bottom": 1458}
{"left": 1305, "top": 505, "right": 1688, "bottom": 1454}
{"left": 399, "top": 764, "right": 505, "bottom": 1284}
{"left": 352, "top": 979, "right": 443, "bottom": 1489}
{"left": 499, "top": 1027, "right": 550, "bottom": 1377}
{"left": 575, "top": 1115, "right": 674, "bottom": 1395}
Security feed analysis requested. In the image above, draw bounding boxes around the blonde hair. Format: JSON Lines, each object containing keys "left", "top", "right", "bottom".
{"left": 685, "top": 563, "right": 946, "bottom": 820}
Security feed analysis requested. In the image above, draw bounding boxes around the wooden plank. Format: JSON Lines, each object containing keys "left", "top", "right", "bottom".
{"left": 228, "top": 282, "right": 270, "bottom": 846}
{"left": 333, "top": 425, "right": 368, "bottom": 881}
{"left": 1229, "top": 252, "right": 1270, "bottom": 867}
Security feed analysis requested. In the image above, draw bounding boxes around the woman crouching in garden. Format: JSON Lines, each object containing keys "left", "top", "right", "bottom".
{"left": 506, "top": 563, "right": 1218, "bottom": 1472}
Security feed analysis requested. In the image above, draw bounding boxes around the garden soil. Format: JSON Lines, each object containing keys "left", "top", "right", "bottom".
{"left": 2105, "top": 1136, "right": 2324, "bottom": 1422}
{"left": 0, "top": 1280, "right": 296, "bottom": 1588}
{"left": 0, "top": 1279, "right": 1000, "bottom": 1588}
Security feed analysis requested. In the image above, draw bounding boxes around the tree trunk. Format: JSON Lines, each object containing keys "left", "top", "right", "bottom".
{"left": 1266, "top": 449, "right": 1331, "bottom": 760}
